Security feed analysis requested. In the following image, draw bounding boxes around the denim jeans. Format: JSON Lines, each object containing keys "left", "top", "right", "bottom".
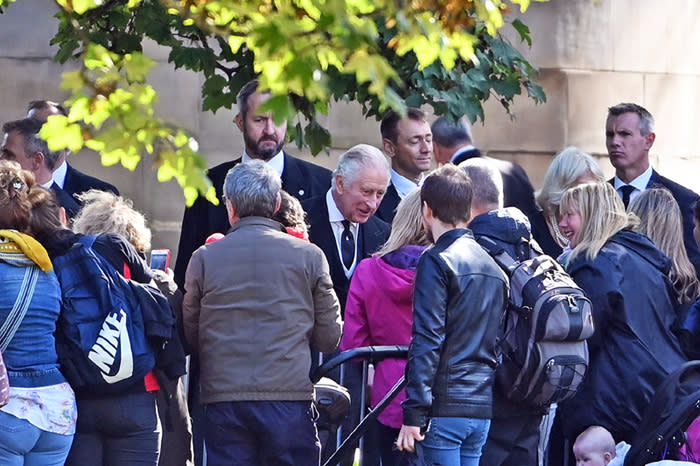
{"left": 65, "top": 391, "right": 161, "bottom": 466}
{"left": 417, "top": 417, "right": 491, "bottom": 466}
{"left": 0, "top": 411, "right": 74, "bottom": 466}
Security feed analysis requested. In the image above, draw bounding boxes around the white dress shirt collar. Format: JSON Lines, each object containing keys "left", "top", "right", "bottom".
{"left": 390, "top": 169, "right": 423, "bottom": 199}
{"left": 51, "top": 160, "right": 68, "bottom": 188}
{"left": 613, "top": 165, "right": 653, "bottom": 204}
{"left": 242, "top": 150, "right": 285, "bottom": 177}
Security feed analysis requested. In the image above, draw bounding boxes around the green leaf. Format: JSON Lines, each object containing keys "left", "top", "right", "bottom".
{"left": 305, "top": 120, "right": 331, "bottom": 155}
{"left": 40, "top": 116, "right": 85, "bottom": 153}
{"left": 259, "top": 95, "right": 296, "bottom": 125}
{"left": 512, "top": 19, "right": 532, "bottom": 46}
{"left": 124, "top": 52, "right": 155, "bottom": 82}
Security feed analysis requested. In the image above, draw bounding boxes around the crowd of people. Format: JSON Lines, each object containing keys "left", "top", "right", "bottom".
{"left": 1, "top": 82, "right": 699, "bottom": 466}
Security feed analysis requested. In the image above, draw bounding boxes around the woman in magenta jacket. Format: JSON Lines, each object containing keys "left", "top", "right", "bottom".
{"left": 341, "top": 189, "right": 429, "bottom": 465}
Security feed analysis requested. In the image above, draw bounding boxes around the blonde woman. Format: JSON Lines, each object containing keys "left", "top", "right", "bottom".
{"left": 556, "top": 182, "right": 686, "bottom": 446}
{"left": 70, "top": 189, "right": 192, "bottom": 466}
{"left": 536, "top": 147, "right": 605, "bottom": 250}
{"left": 340, "top": 188, "right": 429, "bottom": 465}
{"left": 629, "top": 188, "right": 700, "bottom": 304}
{"left": 72, "top": 189, "right": 152, "bottom": 255}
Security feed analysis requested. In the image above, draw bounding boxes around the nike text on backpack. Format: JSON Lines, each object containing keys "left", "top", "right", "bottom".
{"left": 477, "top": 236, "right": 594, "bottom": 408}
{"left": 52, "top": 235, "right": 175, "bottom": 394}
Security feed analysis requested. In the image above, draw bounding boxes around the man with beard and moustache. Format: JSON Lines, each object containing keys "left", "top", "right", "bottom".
{"left": 174, "top": 80, "right": 332, "bottom": 289}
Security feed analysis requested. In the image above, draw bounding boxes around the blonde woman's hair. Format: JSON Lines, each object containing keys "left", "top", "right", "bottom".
{"left": 561, "top": 182, "right": 638, "bottom": 262}
{"left": 629, "top": 188, "right": 700, "bottom": 302}
{"left": 375, "top": 189, "right": 429, "bottom": 257}
{"left": 72, "top": 189, "right": 152, "bottom": 254}
{"left": 536, "top": 147, "right": 606, "bottom": 246}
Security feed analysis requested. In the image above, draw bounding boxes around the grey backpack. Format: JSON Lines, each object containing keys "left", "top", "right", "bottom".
{"left": 478, "top": 237, "right": 594, "bottom": 408}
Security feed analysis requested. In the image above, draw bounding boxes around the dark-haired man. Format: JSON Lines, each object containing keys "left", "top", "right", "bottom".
{"left": 397, "top": 164, "right": 508, "bottom": 464}
{"left": 174, "top": 80, "right": 332, "bottom": 288}
{"left": 606, "top": 102, "right": 700, "bottom": 275}
{"left": 431, "top": 116, "right": 559, "bottom": 257}
{"left": 1, "top": 118, "right": 80, "bottom": 217}
{"left": 26, "top": 100, "right": 119, "bottom": 199}
{"left": 375, "top": 108, "right": 432, "bottom": 222}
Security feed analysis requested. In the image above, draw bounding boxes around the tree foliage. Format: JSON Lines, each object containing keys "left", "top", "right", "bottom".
{"left": 0, "top": 0, "right": 547, "bottom": 205}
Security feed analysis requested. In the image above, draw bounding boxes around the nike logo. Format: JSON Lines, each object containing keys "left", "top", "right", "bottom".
{"left": 87, "top": 309, "right": 134, "bottom": 384}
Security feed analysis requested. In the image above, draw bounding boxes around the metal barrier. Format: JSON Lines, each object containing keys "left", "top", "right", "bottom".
{"left": 312, "top": 345, "right": 409, "bottom": 466}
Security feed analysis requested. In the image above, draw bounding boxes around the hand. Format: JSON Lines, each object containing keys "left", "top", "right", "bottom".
{"left": 396, "top": 425, "right": 424, "bottom": 452}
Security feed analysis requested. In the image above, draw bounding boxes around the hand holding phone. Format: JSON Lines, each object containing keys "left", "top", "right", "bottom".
{"left": 150, "top": 249, "right": 171, "bottom": 271}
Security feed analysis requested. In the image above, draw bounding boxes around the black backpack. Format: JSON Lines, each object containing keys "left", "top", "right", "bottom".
{"left": 477, "top": 236, "right": 594, "bottom": 408}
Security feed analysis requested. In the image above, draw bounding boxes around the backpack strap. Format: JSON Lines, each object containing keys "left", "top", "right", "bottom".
{"left": 476, "top": 235, "right": 523, "bottom": 273}
{"left": 77, "top": 234, "right": 98, "bottom": 250}
{"left": 0, "top": 265, "right": 39, "bottom": 352}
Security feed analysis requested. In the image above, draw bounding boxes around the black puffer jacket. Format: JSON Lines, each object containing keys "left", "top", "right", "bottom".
{"left": 403, "top": 228, "right": 508, "bottom": 429}
{"left": 559, "top": 229, "right": 687, "bottom": 442}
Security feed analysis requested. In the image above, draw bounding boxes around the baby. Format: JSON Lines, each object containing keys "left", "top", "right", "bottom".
{"left": 573, "top": 425, "right": 618, "bottom": 466}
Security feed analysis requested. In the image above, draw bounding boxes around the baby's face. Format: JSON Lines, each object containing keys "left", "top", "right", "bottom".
{"left": 574, "top": 449, "right": 609, "bottom": 466}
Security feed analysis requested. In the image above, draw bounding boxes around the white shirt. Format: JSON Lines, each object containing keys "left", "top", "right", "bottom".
{"left": 326, "top": 189, "right": 358, "bottom": 278}
{"left": 51, "top": 160, "right": 68, "bottom": 188}
{"left": 242, "top": 150, "right": 284, "bottom": 177}
{"left": 390, "top": 169, "right": 423, "bottom": 199}
{"left": 613, "top": 165, "right": 653, "bottom": 204}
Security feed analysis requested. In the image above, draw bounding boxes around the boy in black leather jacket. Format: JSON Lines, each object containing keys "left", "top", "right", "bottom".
{"left": 396, "top": 165, "right": 508, "bottom": 465}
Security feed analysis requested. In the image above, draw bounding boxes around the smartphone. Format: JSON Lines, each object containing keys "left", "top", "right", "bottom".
{"left": 150, "top": 249, "right": 171, "bottom": 271}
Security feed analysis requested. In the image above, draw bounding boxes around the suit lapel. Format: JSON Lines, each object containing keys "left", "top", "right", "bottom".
{"left": 647, "top": 169, "right": 661, "bottom": 189}
{"left": 63, "top": 164, "right": 77, "bottom": 196}
{"left": 281, "top": 153, "right": 307, "bottom": 200}
{"left": 359, "top": 218, "right": 386, "bottom": 258}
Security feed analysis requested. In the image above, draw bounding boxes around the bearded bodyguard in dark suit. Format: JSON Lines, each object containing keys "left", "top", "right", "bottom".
{"left": 174, "top": 80, "right": 332, "bottom": 288}
{"left": 606, "top": 102, "right": 700, "bottom": 276}
{"left": 177, "top": 80, "right": 333, "bottom": 466}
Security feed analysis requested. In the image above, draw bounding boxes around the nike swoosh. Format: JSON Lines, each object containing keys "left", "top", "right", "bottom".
{"left": 88, "top": 309, "right": 134, "bottom": 384}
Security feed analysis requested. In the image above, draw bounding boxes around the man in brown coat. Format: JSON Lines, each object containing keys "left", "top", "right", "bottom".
{"left": 183, "top": 160, "right": 342, "bottom": 466}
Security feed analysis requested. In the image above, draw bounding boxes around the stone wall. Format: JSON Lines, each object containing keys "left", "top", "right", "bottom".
{"left": 1, "top": 0, "right": 699, "bottom": 264}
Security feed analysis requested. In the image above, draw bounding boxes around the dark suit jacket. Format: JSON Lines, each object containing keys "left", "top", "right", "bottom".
{"left": 453, "top": 148, "right": 561, "bottom": 257}
{"left": 63, "top": 163, "right": 119, "bottom": 198}
{"left": 611, "top": 170, "right": 700, "bottom": 276}
{"left": 174, "top": 153, "right": 332, "bottom": 288}
{"left": 375, "top": 183, "right": 401, "bottom": 223}
{"left": 303, "top": 195, "right": 390, "bottom": 310}
{"left": 50, "top": 182, "right": 80, "bottom": 219}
